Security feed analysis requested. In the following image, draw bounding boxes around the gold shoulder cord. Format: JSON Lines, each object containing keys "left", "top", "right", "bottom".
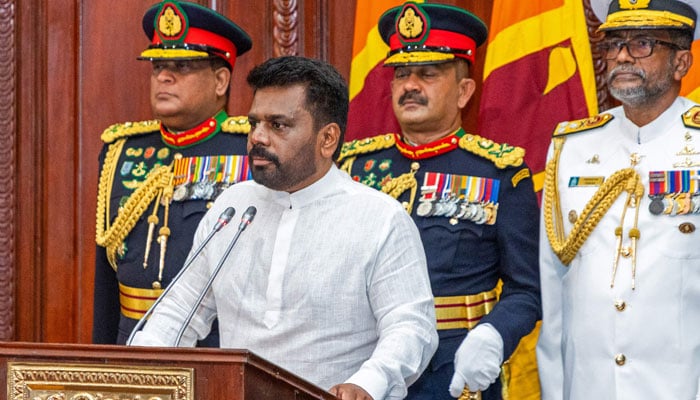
{"left": 543, "top": 137, "right": 643, "bottom": 266}
{"left": 381, "top": 162, "right": 420, "bottom": 214}
{"left": 95, "top": 139, "right": 174, "bottom": 271}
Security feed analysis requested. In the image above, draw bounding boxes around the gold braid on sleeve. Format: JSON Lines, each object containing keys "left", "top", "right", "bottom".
{"left": 543, "top": 137, "right": 643, "bottom": 265}
{"left": 95, "top": 146, "right": 174, "bottom": 271}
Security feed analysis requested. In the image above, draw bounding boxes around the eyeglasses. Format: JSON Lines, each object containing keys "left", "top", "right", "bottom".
{"left": 597, "top": 38, "right": 681, "bottom": 60}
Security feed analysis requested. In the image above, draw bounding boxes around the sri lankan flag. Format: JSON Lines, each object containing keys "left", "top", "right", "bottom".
{"left": 478, "top": 0, "right": 598, "bottom": 194}
{"left": 480, "top": 1, "right": 597, "bottom": 399}
{"left": 681, "top": 39, "right": 700, "bottom": 102}
{"left": 346, "top": 0, "right": 423, "bottom": 141}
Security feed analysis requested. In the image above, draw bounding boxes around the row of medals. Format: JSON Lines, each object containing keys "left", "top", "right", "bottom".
{"left": 416, "top": 195, "right": 497, "bottom": 225}
{"left": 648, "top": 192, "right": 700, "bottom": 216}
{"left": 648, "top": 130, "right": 700, "bottom": 216}
{"left": 172, "top": 181, "right": 229, "bottom": 202}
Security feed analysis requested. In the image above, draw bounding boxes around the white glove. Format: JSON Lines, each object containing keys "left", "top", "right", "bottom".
{"left": 448, "top": 323, "right": 504, "bottom": 397}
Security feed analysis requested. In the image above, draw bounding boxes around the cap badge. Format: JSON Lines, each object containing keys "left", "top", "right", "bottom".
{"left": 156, "top": 2, "right": 188, "bottom": 43}
{"left": 619, "top": 0, "right": 651, "bottom": 10}
{"left": 396, "top": 3, "right": 429, "bottom": 45}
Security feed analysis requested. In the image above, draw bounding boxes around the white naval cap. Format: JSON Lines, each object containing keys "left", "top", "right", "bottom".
{"left": 591, "top": 0, "right": 699, "bottom": 40}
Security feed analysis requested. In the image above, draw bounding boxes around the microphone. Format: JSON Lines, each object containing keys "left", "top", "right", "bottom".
{"left": 126, "top": 206, "right": 235, "bottom": 345}
{"left": 174, "top": 206, "right": 257, "bottom": 346}
{"left": 213, "top": 207, "right": 237, "bottom": 232}
{"left": 239, "top": 206, "right": 257, "bottom": 230}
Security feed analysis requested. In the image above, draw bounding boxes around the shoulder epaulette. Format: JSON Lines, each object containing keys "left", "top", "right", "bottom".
{"left": 221, "top": 115, "right": 250, "bottom": 134}
{"left": 338, "top": 133, "right": 397, "bottom": 162}
{"left": 682, "top": 106, "right": 700, "bottom": 129}
{"left": 458, "top": 134, "right": 525, "bottom": 169}
{"left": 552, "top": 113, "right": 613, "bottom": 137}
{"left": 100, "top": 120, "right": 161, "bottom": 144}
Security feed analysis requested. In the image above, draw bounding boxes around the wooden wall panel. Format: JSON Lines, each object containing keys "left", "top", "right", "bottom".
{"left": 14, "top": 0, "right": 41, "bottom": 342}
{"left": 78, "top": 0, "right": 158, "bottom": 344}
{"left": 4, "top": 0, "right": 610, "bottom": 344}
{"left": 42, "top": 0, "right": 80, "bottom": 343}
{"left": 220, "top": 0, "right": 273, "bottom": 115}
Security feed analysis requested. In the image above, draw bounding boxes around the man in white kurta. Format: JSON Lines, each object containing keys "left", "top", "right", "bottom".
{"left": 131, "top": 55, "right": 438, "bottom": 400}
{"left": 538, "top": 1, "right": 700, "bottom": 399}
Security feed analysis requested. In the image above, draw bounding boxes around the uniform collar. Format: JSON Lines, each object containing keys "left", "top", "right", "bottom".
{"left": 621, "top": 97, "right": 691, "bottom": 144}
{"left": 160, "top": 109, "right": 228, "bottom": 148}
{"left": 395, "top": 128, "right": 464, "bottom": 159}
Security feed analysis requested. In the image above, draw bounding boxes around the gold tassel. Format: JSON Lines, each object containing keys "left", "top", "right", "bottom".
{"left": 154, "top": 172, "right": 175, "bottom": 288}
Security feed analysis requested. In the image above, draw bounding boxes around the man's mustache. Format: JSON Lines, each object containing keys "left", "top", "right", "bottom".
{"left": 398, "top": 91, "right": 428, "bottom": 106}
{"left": 608, "top": 65, "right": 646, "bottom": 82}
{"left": 248, "top": 145, "right": 280, "bottom": 167}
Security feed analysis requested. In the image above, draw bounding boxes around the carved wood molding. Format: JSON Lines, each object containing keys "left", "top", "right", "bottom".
{"left": 8, "top": 363, "right": 194, "bottom": 400}
{"left": 273, "top": 0, "right": 298, "bottom": 56}
{"left": 0, "top": 0, "right": 16, "bottom": 341}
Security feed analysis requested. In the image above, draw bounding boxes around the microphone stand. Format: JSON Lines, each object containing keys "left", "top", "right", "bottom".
{"left": 126, "top": 207, "right": 235, "bottom": 345}
{"left": 174, "top": 206, "right": 257, "bottom": 346}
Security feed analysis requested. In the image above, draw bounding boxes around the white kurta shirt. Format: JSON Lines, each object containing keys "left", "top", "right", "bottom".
{"left": 537, "top": 97, "right": 700, "bottom": 400}
{"left": 132, "top": 165, "right": 438, "bottom": 400}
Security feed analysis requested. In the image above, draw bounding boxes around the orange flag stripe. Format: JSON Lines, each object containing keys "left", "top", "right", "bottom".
{"left": 488, "top": 0, "right": 563, "bottom": 40}
{"left": 351, "top": 0, "right": 409, "bottom": 58}
{"left": 349, "top": 0, "right": 423, "bottom": 100}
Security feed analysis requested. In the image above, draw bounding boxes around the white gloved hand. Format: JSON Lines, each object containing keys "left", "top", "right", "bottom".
{"left": 448, "top": 323, "right": 504, "bottom": 397}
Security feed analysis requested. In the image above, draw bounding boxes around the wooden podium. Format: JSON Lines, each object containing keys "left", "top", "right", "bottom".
{"left": 0, "top": 341, "right": 337, "bottom": 400}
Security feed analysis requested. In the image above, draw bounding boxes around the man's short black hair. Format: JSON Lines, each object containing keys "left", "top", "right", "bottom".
{"left": 668, "top": 28, "right": 694, "bottom": 50}
{"left": 246, "top": 56, "right": 349, "bottom": 160}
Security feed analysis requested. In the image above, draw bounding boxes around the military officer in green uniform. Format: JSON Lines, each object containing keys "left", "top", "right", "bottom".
{"left": 339, "top": 2, "right": 541, "bottom": 399}
{"left": 93, "top": 1, "right": 252, "bottom": 345}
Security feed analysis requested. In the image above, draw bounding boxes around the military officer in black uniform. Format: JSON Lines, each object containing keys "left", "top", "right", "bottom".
{"left": 339, "top": 3, "right": 541, "bottom": 399}
{"left": 93, "top": 1, "right": 252, "bottom": 346}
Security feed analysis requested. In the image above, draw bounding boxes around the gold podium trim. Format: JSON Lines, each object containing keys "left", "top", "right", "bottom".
{"left": 7, "top": 362, "right": 194, "bottom": 400}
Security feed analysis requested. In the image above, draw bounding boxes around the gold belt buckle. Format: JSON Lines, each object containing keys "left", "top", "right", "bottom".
{"left": 459, "top": 386, "right": 481, "bottom": 400}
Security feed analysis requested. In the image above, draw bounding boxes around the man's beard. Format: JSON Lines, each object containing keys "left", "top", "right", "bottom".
{"left": 248, "top": 143, "right": 317, "bottom": 192}
{"left": 607, "top": 62, "right": 674, "bottom": 107}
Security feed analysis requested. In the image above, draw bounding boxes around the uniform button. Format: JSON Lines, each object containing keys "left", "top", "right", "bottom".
{"left": 568, "top": 210, "right": 578, "bottom": 224}
{"left": 615, "top": 354, "right": 626, "bottom": 366}
{"left": 679, "top": 222, "right": 695, "bottom": 234}
{"left": 206, "top": 202, "right": 214, "bottom": 209}
{"left": 614, "top": 300, "right": 626, "bottom": 311}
